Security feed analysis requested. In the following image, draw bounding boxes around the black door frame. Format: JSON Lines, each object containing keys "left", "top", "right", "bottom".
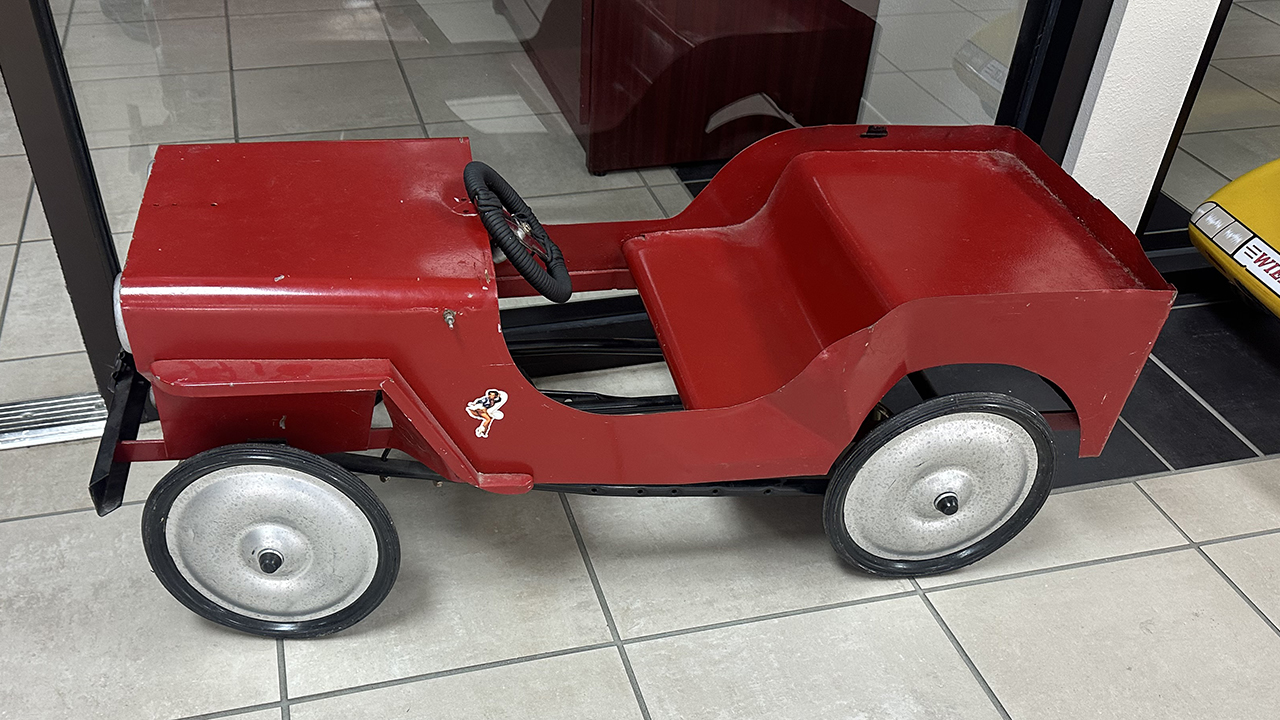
{"left": 0, "top": 0, "right": 1133, "bottom": 404}
{"left": 0, "top": 0, "right": 122, "bottom": 400}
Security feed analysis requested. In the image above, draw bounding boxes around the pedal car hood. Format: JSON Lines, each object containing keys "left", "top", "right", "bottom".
{"left": 120, "top": 139, "right": 498, "bottom": 361}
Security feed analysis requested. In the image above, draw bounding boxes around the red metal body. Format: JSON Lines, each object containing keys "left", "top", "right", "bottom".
{"left": 118, "top": 125, "right": 1174, "bottom": 493}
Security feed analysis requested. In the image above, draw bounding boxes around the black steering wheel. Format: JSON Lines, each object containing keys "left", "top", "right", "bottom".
{"left": 463, "top": 161, "right": 572, "bottom": 303}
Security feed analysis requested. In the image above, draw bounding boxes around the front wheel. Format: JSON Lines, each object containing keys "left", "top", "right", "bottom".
{"left": 823, "top": 392, "right": 1054, "bottom": 576}
{"left": 142, "top": 444, "right": 400, "bottom": 638}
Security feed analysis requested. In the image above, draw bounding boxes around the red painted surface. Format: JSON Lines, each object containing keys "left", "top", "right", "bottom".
{"left": 120, "top": 126, "right": 1174, "bottom": 492}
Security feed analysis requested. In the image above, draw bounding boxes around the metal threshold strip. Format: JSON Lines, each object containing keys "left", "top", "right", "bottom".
{"left": 0, "top": 393, "right": 107, "bottom": 450}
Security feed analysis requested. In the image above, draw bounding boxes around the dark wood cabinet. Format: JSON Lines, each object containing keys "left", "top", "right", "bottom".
{"left": 500, "top": 0, "right": 877, "bottom": 173}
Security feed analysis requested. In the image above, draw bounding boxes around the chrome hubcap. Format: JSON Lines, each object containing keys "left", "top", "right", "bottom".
{"left": 165, "top": 465, "right": 379, "bottom": 622}
{"left": 843, "top": 412, "right": 1038, "bottom": 561}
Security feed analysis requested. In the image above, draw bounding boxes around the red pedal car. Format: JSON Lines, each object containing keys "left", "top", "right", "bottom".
{"left": 91, "top": 125, "right": 1174, "bottom": 637}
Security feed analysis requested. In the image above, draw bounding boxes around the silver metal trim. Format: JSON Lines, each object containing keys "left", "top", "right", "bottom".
{"left": 0, "top": 393, "right": 107, "bottom": 450}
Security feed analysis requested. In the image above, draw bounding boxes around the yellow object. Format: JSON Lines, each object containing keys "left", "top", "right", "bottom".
{"left": 1188, "top": 157, "right": 1280, "bottom": 316}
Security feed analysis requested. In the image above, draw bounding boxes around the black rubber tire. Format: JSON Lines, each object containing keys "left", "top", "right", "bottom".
{"left": 823, "top": 392, "right": 1054, "bottom": 577}
{"left": 142, "top": 444, "right": 400, "bottom": 638}
{"left": 464, "top": 161, "right": 572, "bottom": 303}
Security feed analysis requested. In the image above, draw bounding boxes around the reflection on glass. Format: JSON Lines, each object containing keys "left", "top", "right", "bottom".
{"left": 38, "top": 0, "right": 1034, "bottom": 249}
{"left": 502, "top": 0, "right": 878, "bottom": 172}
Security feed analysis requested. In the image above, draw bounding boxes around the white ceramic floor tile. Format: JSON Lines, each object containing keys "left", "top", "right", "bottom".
{"left": 0, "top": 155, "right": 31, "bottom": 244}
{"left": 638, "top": 167, "right": 680, "bottom": 186}
{"left": 533, "top": 362, "right": 678, "bottom": 398}
{"left": 1203, "top": 531, "right": 1280, "bottom": 627}
{"left": 290, "top": 648, "right": 642, "bottom": 718}
{"left": 72, "top": 0, "right": 226, "bottom": 23}
{"left": 931, "top": 550, "right": 1280, "bottom": 720}
{"left": 1178, "top": 126, "right": 1280, "bottom": 180}
{"left": 0, "top": 352, "right": 98, "bottom": 404}
{"left": 282, "top": 479, "right": 610, "bottom": 697}
{"left": 423, "top": 1, "right": 521, "bottom": 45}
{"left": 861, "top": 72, "right": 967, "bottom": 124}
{"left": 235, "top": 60, "right": 419, "bottom": 137}
{"left": 21, "top": 187, "right": 50, "bottom": 240}
{"left": 402, "top": 52, "right": 559, "bottom": 124}
{"left": 1215, "top": 4, "right": 1280, "bottom": 59}
{"left": 497, "top": 288, "right": 638, "bottom": 310}
{"left": 0, "top": 241, "right": 85, "bottom": 360}
{"left": 1140, "top": 457, "right": 1280, "bottom": 541}
{"left": 427, "top": 114, "right": 643, "bottom": 196}
{"left": 0, "top": 437, "right": 177, "bottom": 520}
{"left": 627, "top": 597, "right": 1002, "bottom": 720}
{"left": 649, "top": 183, "right": 693, "bottom": 218}
{"left": 241, "top": 125, "right": 425, "bottom": 142}
{"left": 62, "top": 16, "right": 230, "bottom": 81}
{"left": 1215, "top": 55, "right": 1280, "bottom": 103}
{"left": 528, "top": 188, "right": 663, "bottom": 224}
{"left": 74, "top": 72, "right": 234, "bottom": 148}
{"left": 385, "top": 1, "right": 524, "bottom": 59}
{"left": 569, "top": 494, "right": 910, "bottom": 638}
{"left": 36, "top": 143, "right": 187, "bottom": 237}
{"left": 1183, "top": 67, "right": 1280, "bottom": 134}
{"left": 230, "top": 10, "right": 395, "bottom": 69}
{"left": 875, "top": 12, "right": 987, "bottom": 72}
{"left": 919, "top": 483, "right": 1186, "bottom": 588}
{"left": 907, "top": 68, "right": 998, "bottom": 124}
{"left": 0, "top": 84, "right": 25, "bottom": 158}
{"left": 1161, "top": 149, "right": 1230, "bottom": 211}
{"left": 950, "top": 0, "right": 1018, "bottom": 11}
{"left": 858, "top": 97, "right": 890, "bottom": 124}
{"left": 877, "top": 0, "right": 968, "bottom": 15}
{"left": 94, "top": 143, "right": 189, "bottom": 234}
{"left": 1241, "top": 0, "right": 1280, "bottom": 24}
{"left": 228, "top": 0, "right": 358, "bottom": 15}
{"left": 0, "top": 506, "right": 280, "bottom": 719}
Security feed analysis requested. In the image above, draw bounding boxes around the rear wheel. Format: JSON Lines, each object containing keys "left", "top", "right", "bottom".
{"left": 823, "top": 392, "right": 1054, "bottom": 576}
{"left": 142, "top": 444, "right": 400, "bottom": 638}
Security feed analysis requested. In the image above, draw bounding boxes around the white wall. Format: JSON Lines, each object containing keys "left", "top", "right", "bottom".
{"left": 1063, "top": 0, "right": 1222, "bottom": 230}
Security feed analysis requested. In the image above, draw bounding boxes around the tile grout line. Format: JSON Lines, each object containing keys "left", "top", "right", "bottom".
{"left": 0, "top": 349, "right": 92, "bottom": 363}
{"left": 1237, "top": 2, "right": 1280, "bottom": 28}
{"left": 636, "top": 172, "right": 670, "bottom": 219}
{"left": 0, "top": 499, "right": 144, "bottom": 526}
{"left": 1182, "top": 121, "right": 1280, "bottom": 136}
{"left": 620, "top": 591, "right": 918, "bottom": 646}
{"left": 276, "top": 639, "right": 291, "bottom": 720}
{"left": 285, "top": 642, "right": 615, "bottom": 707}
{"left": 1131, "top": 482, "right": 1280, "bottom": 639}
{"left": 373, "top": 0, "right": 431, "bottom": 137}
{"left": 1148, "top": 353, "right": 1264, "bottom": 456}
{"left": 1051, "top": 452, "right": 1276, "bottom": 495}
{"left": 1175, "top": 147, "right": 1232, "bottom": 184}
{"left": 1212, "top": 58, "right": 1280, "bottom": 105}
{"left": 1118, "top": 416, "right": 1176, "bottom": 472}
{"left": 1170, "top": 299, "right": 1231, "bottom": 310}
{"left": 0, "top": 180, "right": 34, "bottom": 343}
{"left": 898, "top": 70, "right": 972, "bottom": 125}
{"left": 922, "top": 544, "right": 1192, "bottom": 594}
{"left": 223, "top": 0, "right": 240, "bottom": 141}
{"left": 67, "top": 46, "right": 523, "bottom": 85}
{"left": 558, "top": 493, "right": 653, "bottom": 720}
{"left": 171, "top": 701, "right": 286, "bottom": 720}
{"left": 165, "top": 516, "right": 1280, "bottom": 720}
{"left": 910, "top": 578, "right": 1012, "bottom": 720}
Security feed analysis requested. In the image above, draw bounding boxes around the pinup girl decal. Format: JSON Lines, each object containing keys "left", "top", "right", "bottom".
{"left": 466, "top": 389, "right": 508, "bottom": 438}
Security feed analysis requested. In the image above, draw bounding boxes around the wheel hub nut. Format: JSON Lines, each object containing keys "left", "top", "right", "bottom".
{"left": 934, "top": 492, "right": 959, "bottom": 516}
{"left": 258, "top": 550, "right": 283, "bottom": 574}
